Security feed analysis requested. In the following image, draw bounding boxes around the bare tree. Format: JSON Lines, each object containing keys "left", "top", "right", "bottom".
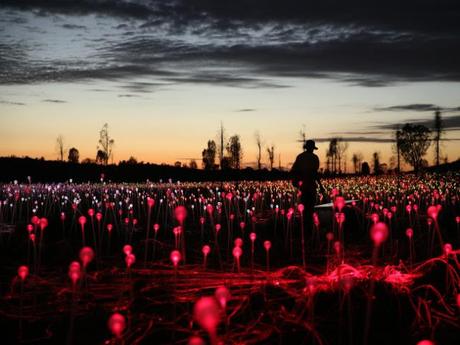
{"left": 352, "top": 153, "right": 359, "bottom": 173}
{"left": 202, "top": 140, "right": 217, "bottom": 170}
{"left": 394, "top": 128, "right": 402, "bottom": 173}
{"left": 255, "top": 131, "right": 262, "bottom": 169}
{"left": 267, "top": 145, "right": 275, "bottom": 170}
{"left": 97, "top": 123, "right": 115, "bottom": 165}
{"left": 372, "top": 152, "right": 381, "bottom": 175}
{"left": 434, "top": 110, "right": 443, "bottom": 166}
{"left": 327, "top": 138, "right": 338, "bottom": 173}
{"left": 336, "top": 138, "right": 348, "bottom": 173}
{"left": 218, "top": 122, "right": 226, "bottom": 170}
{"left": 56, "top": 135, "right": 66, "bottom": 161}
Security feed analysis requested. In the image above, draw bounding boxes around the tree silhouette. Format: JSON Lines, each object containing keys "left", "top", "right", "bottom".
{"left": 372, "top": 152, "right": 381, "bottom": 175}
{"left": 351, "top": 152, "right": 363, "bottom": 173}
{"left": 97, "top": 123, "right": 114, "bottom": 165}
{"left": 399, "top": 123, "right": 431, "bottom": 172}
{"left": 267, "top": 145, "right": 275, "bottom": 170}
{"left": 327, "top": 138, "right": 338, "bottom": 173}
{"left": 189, "top": 159, "right": 198, "bottom": 169}
{"left": 202, "top": 140, "right": 217, "bottom": 170}
{"left": 68, "top": 147, "right": 79, "bottom": 163}
{"left": 227, "top": 135, "right": 242, "bottom": 169}
{"left": 96, "top": 150, "right": 107, "bottom": 165}
{"left": 433, "top": 110, "right": 443, "bottom": 166}
{"left": 336, "top": 138, "right": 348, "bottom": 173}
{"left": 255, "top": 131, "right": 262, "bottom": 169}
{"left": 361, "top": 161, "right": 370, "bottom": 175}
{"left": 56, "top": 135, "right": 65, "bottom": 161}
{"left": 394, "top": 128, "right": 402, "bottom": 173}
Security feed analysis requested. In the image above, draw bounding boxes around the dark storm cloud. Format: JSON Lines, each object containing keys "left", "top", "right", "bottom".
{"left": 42, "top": 99, "right": 67, "bottom": 103}
{"left": 375, "top": 104, "right": 460, "bottom": 112}
{"left": 1, "top": 0, "right": 460, "bottom": 87}
{"left": 375, "top": 114, "right": 460, "bottom": 131}
{"left": 62, "top": 23, "right": 86, "bottom": 30}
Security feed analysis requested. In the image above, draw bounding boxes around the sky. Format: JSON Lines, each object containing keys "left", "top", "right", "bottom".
{"left": 1, "top": 0, "right": 460, "bottom": 170}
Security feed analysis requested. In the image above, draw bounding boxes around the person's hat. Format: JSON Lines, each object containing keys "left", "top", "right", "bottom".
{"left": 305, "top": 140, "right": 318, "bottom": 150}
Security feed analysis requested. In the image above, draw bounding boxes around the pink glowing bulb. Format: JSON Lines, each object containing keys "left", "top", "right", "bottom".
{"left": 79, "top": 246, "right": 95, "bottom": 267}
{"left": 334, "top": 196, "right": 345, "bottom": 212}
{"left": 17, "top": 265, "right": 29, "bottom": 281}
{"left": 68, "top": 261, "right": 81, "bottom": 285}
{"left": 125, "top": 253, "right": 136, "bottom": 268}
{"left": 370, "top": 222, "right": 389, "bottom": 246}
{"left": 456, "top": 216, "right": 460, "bottom": 224}
{"left": 390, "top": 206, "right": 397, "bottom": 213}
{"left": 60, "top": 212, "right": 66, "bottom": 221}
{"left": 229, "top": 213, "right": 235, "bottom": 220}
{"left": 297, "top": 203, "right": 305, "bottom": 213}
{"left": 206, "top": 204, "right": 214, "bottom": 214}
{"left": 416, "top": 341, "right": 434, "bottom": 345}
{"left": 170, "top": 250, "right": 181, "bottom": 266}
{"left": 326, "top": 232, "right": 334, "bottom": 241}
{"left": 173, "top": 226, "right": 182, "bottom": 236}
{"left": 249, "top": 232, "right": 256, "bottom": 241}
{"left": 313, "top": 212, "right": 320, "bottom": 226}
{"left": 239, "top": 221, "right": 245, "bottom": 230}
{"left": 406, "top": 228, "right": 413, "bottom": 238}
{"left": 79, "top": 216, "right": 87, "bottom": 226}
{"left": 153, "top": 223, "right": 160, "bottom": 232}
{"left": 133, "top": 218, "right": 138, "bottom": 225}
{"left": 202, "top": 245, "right": 211, "bottom": 256}
{"left": 88, "top": 208, "right": 95, "bottom": 217}
{"left": 427, "top": 218, "right": 433, "bottom": 226}
{"left": 334, "top": 241, "right": 341, "bottom": 253}
{"left": 226, "top": 192, "right": 233, "bottom": 201}
{"left": 39, "top": 217, "right": 48, "bottom": 230}
{"left": 443, "top": 243, "right": 452, "bottom": 256}
{"left": 175, "top": 206, "right": 187, "bottom": 224}
{"left": 108, "top": 313, "right": 126, "bottom": 338}
{"left": 193, "top": 296, "right": 221, "bottom": 338}
{"left": 107, "top": 224, "right": 113, "bottom": 232}
{"left": 405, "top": 205, "right": 412, "bottom": 213}
{"left": 31, "top": 216, "right": 39, "bottom": 225}
{"left": 370, "top": 213, "right": 379, "bottom": 224}
{"left": 200, "top": 217, "right": 205, "bottom": 225}
{"left": 335, "top": 212, "right": 345, "bottom": 224}
{"left": 29, "top": 233, "right": 35, "bottom": 242}
{"left": 147, "top": 197, "right": 155, "bottom": 208}
{"left": 215, "top": 286, "right": 231, "bottom": 310}
{"left": 264, "top": 240, "right": 272, "bottom": 251}
{"left": 413, "top": 204, "right": 418, "bottom": 213}
{"left": 215, "top": 224, "right": 221, "bottom": 232}
{"left": 96, "top": 212, "right": 102, "bottom": 221}
{"left": 188, "top": 336, "right": 205, "bottom": 345}
{"left": 427, "top": 205, "right": 439, "bottom": 220}
{"left": 386, "top": 211, "right": 393, "bottom": 220}
{"left": 123, "top": 244, "right": 133, "bottom": 256}
{"left": 232, "top": 246, "right": 242, "bottom": 259}
{"left": 234, "top": 238, "right": 243, "bottom": 247}
{"left": 124, "top": 217, "right": 129, "bottom": 225}
{"left": 27, "top": 224, "right": 33, "bottom": 233}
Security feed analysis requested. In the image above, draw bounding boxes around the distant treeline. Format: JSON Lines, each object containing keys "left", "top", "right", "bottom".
{"left": 0, "top": 157, "right": 290, "bottom": 183}
{"left": 0, "top": 157, "right": 458, "bottom": 183}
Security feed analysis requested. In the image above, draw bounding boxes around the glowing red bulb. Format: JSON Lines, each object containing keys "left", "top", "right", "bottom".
{"left": 297, "top": 203, "right": 304, "bottom": 213}
{"left": 79, "top": 216, "right": 87, "bottom": 226}
{"left": 202, "top": 245, "right": 211, "bottom": 256}
{"left": 215, "top": 286, "right": 231, "bottom": 310}
{"left": 108, "top": 313, "right": 126, "bottom": 338}
{"left": 326, "top": 232, "right": 334, "bottom": 241}
{"left": 68, "top": 261, "right": 81, "bottom": 285}
{"left": 147, "top": 197, "right": 155, "bottom": 208}
{"left": 193, "top": 296, "right": 221, "bottom": 337}
{"left": 405, "top": 228, "right": 413, "bottom": 238}
{"left": 27, "top": 224, "right": 33, "bottom": 232}
{"left": 239, "top": 221, "right": 245, "bottom": 230}
{"left": 125, "top": 253, "right": 136, "bottom": 268}
{"left": 170, "top": 250, "right": 181, "bottom": 266}
{"left": 153, "top": 223, "right": 160, "bottom": 232}
{"left": 264, "top": 240, "right": 271, "bottom": 251}
{"left": 188, "top": 336, "right": 205, "bottom": 345}
{"left": 370, "top": 222, "right": 389, "bottom": 246}
{"left": 443, "top": 243, "right": 452, "bottom": 256}
{"left": 174, "top": 205, "right": 187, "bottom": 224}
{"left": 107, "top": 223, "right": 113, "bottom": 232}
{"left": 234, "top": 238, "right": 243, "bottom": 247}
{"left": 405, "top": 205, "right": 412, "bottom": 213}
{"left": 335, "top": 212, "right": 345, "bottom": 224}
{"left": 226, "top": 192, "right": 233, "bottom": 201}
{"left": 60, "top": 212, "right": 66, "bottom": 221}
{"left": 31, "top": 216, "right": 39, "bottom": 225}
{"left": 427, "top": 205, "right": 439, "bottom": 220}
{"left": 96, "top": 212, "right": 102, "bottom": 221}
{"left": 79, "top": 246, "right": 95, "bottom": 267}
{"left": 370, "top": 213, "right": 379, "bottom": 224}
{"left": 39, "top": 217, "right": 48, "bottom": 230}
{"left": 87, "top": 208, "right": 94, "bottom": 217}
{"left": 123, "top": 244, "right": 133, "bottom": 255}
{"left": 232, "top": 246, "right": 242, "bottom": 259}
{"left": 206, "top": 204, "right": 214, "bottom": 214}
{"left": 416, "top": 340, "right": 434, "bottom": 345}
{"left": 249, "top": 232, "right": 256, "bottom": 241}
{"left": 18, "top": 265, "right": 29, "bottom": 281}
{"left": 456, "top": 216, "right": 460, "bottom": 224}
{"left": 215, "top": 224, "right": 221, "bottom": 232}
{"left": 199, "top": 217, "right": 205, "bottom": 225}
{"left": 334, "top": 196, "right": 345, "bottom": 212}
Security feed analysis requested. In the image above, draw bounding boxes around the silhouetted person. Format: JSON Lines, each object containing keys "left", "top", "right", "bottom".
{"left": 290, "top": 140, "right": 324, "bottom": 232}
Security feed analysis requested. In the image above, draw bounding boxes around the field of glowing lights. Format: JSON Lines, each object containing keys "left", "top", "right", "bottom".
{"left": 0, "top": 173, "right": 459, "bottom": 345}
